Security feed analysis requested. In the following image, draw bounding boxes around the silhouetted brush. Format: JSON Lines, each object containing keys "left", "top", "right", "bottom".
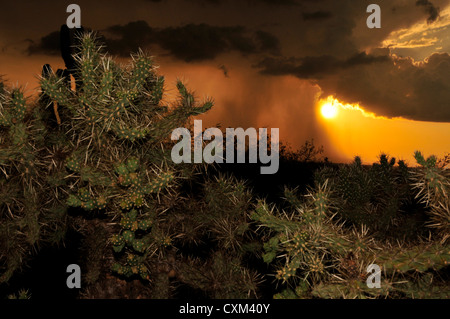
{"left": 39, "top": 25, "right": 86, "bottom": 126}
{"left": 42, "top": 64, "right": 52, "bottom": 78}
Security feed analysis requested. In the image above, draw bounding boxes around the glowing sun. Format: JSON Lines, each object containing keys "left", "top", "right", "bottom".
{"left": 321, "top": 102, "right": 338, "bottom": 119}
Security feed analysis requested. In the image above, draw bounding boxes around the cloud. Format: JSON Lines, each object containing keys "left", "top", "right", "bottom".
{"left": 142, "top": 0, "right": 300, "bottom": 6}
{"left": 27, "top": 31, "right": 60, "bottom": 55}
{"left": 185, "top": 0, "right": 299, "bottom": 5}
{"left": 416, "top": 0, "right": 440, "bottom": 23}
{"left": 388, "top": 37, "right": 439, "bottom": 49}
{"left": 254, "top": 30, "right": 281, "bottom": 55}
{"left": 154, "top": 24, "right": 258, "bottom": 61}
{"left": 252, "top": 0, "right": 450, "bottom": 122}
{"left": 256, "top": 56, "right": 338, "bottom": 78}
{"left": 256, "top": 52, "right": 389, "bottom": 79}
{"left": 113, "top": 22, "right": 279, "bottom": 61}
{"left": 256, "top": 49, "right": 450, "bottom": 122}
{"left": 28, "top": 21, "right": 281, "bottom": 62}
{"left": 302, "top": 11, "right": 333, "bottom": 21}
{"left": 317, "top": 52, "right": 450, "bottom": 122}
{"left": 257, "top": 0, "right": 298, "bottom": 5}
{"left": 104, "top": 20, "right": 153, "bottom": 56}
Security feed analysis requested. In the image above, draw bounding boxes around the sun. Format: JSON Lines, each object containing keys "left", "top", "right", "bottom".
{"left": 321, "top": 102, "right": 338, "bottom": 119}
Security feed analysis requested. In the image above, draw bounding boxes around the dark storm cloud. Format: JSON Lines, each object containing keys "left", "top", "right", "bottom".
{"left": 256, "top": 56, "right": 339, "bottom": 78}
{"left": 184, "top": 0, "right": 299, "bottom": 5}
{"left": 256, "top": 52, "right": 389, "bottom": 79}
{"left": 416, "top": 0, "right": 440, "bottom": 23}
{"left": 27, "top": 21, "right": 280, "bottom": 62}
{"left": 257, "top": 0, "right": 298, "bottom": 5}
{"left": 254, "top": 30, "right": 281, "bottom": 55}
{"left": 155, "top": 24, "right": 257, "bottom": 61}
{"left": 257, "top": 50, "right": 450, "bottom": 122}
{"left": 342, "top": 52, "right": 391, "bottom": 67}
{"left": 105, "top": 20, "right": 153, "bottom": 56}
{"left": 27, "top": 31, "right": 60, "bottom": 55}
{"left": 318, "top": 53, "right": 450, "bottom": 122}
{"left": 250, "top": 0, "right": 450, "bottom": 122}
{"left": 302, "top": 11, "right": 333, "bottom": 21}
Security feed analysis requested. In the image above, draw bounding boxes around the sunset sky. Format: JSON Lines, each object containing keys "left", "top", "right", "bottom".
{"left": 1, "top": 0, "right": 450, "bottom": 164}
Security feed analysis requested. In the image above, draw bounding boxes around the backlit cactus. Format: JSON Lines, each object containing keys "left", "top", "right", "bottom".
{"left": 0, "top": 79, "right": 68, "bottom": 284}
{"left": 0, "top": 87, "right": 27, "bottom": 127}
{"left": 412, "top": 151, "right": 450, "bottom": 243}
{"left": 37, "top": 29, "right": 214, "bottom": 287}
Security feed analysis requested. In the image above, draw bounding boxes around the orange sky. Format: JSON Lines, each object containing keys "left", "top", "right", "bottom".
{"left": 317, "top": 97, "right": 450, "bottom": 165}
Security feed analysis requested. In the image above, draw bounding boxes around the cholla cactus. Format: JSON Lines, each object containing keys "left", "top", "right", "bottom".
{"left": 252, "top": 182, "right": 363, "bottom": 297}
{"left": 252, "top": 153, "right": 449, "bottom": 299}
{"left": 2, "top": 28, "right": 263, "bottom": 299}
{"left": 0, "top": 83, "right": 35, "bottom": 283}
{"left": 39, "top": 31, "right": 213, "bottom": 289}
{"left": 0, "top": 87, "right": 27, "bottom": 126}
{"left": 412, "top": 151, "right": 450, "bottom": 243}
{"left": 170, "top": 174, "right": 263, "bottom": 298}
{"left": 0, "top": 80, "right": 67, "bottom": 283}
{"left": 318, "top": 154, "right": 413, "bottom": 238}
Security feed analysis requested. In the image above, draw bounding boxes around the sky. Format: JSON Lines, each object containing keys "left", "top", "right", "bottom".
{"left": 1, "top": 0, "right": 450, "bottom": 164}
